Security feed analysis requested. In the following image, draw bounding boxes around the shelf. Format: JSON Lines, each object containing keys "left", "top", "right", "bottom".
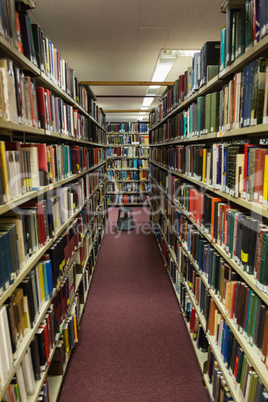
{"left": 107, "top": 156, "right": 149, "bottom": 159}
{"left": 150, "top": 174, "right": 268, "bottom": 306}
{"left": 1, "top": 212, "right": 106, "bottom": 400}
{"left": 107, "top": 203, "right": 149, "bottom": 207}
{"left": 107, "top": 168, "right": 149, "bottom": 171}
{"left": 150, "top": 123, "right": 268, "bottom": 147}
{"left": 150, "top": 75, "right": 220, "bottom": 132}
{"left": 219, "top": 35, "right": 268, "bottom": 80}
{"left": 0, "top": 35, "right": 40, "bottom": 75}
{"left": 0, "top": 160, "right": 106, "bottom": 216}
{"left": 106, "top": 144, "right": 149, "bottom": 147}
{"left": 107, "top": 191, "right": 149, "bottom": 195}
{"left": 0, "top": 175, "right": 107, "bottom": 308}
{"left": 107, "top": 132, "right": 149, "bottom": 135}
{"left": 27, "top": 333, "right": 60, "bottom": 402}
{"left": 107, "top": 179, "right": 149, "bottom": 183}
{"left": 154, "top": 222, "right": 266, "bottom": 400}
{"left": 149, "top": 159, "right": 268, "bottom": 219}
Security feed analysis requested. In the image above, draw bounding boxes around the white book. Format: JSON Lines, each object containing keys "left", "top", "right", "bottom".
{"left": 21, "top": 348, "right": 36, "bottom": 396}
{"left": 0, "top": 306, "right": 14, "bottom": 374}
{"left": 16, "top": 363, "right": 28, "bottom": 402}
{"left": 0, "top": 60, "right": 18, "bottom": 123}
{"left": 0, "top": 306, "right": 13, "bottom": 387}
{"left": 21, "top": 147, "right": 40, "bottom": 190}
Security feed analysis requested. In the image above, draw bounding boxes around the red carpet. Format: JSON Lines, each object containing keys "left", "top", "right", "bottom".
{"left": 58, "top": 207, "right": 210, "bottom": 402}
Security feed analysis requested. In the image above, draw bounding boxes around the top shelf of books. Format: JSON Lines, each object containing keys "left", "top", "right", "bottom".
{"left": 0, "top": 1, "right": 106, "bottom": 131}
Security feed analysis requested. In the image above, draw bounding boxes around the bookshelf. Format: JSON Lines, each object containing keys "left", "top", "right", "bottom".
{"left": 106, "top": 129, "right": 150, "bottom": 207}
{"left": 149, "top": 1, "right": 268, "bottom": 401}
{"left": 0, "top": 2, "right": 107, "bottom": 401}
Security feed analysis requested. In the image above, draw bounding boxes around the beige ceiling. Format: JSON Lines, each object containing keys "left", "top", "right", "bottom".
{"left": 30, "top": 0, "right": 226, "bottom": 123}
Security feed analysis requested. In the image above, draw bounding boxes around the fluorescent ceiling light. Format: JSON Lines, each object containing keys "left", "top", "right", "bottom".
{"left": 177, "top": 50, "right": 200, "bottom": 57}
{"left": 142, "top": 97, "right": 154, "bottom": 107}
{"left": 141, "top": 106, "right": 149, "bottom": 110}
{"left": 152, "top": 62, "right": 174, "bottom": 82}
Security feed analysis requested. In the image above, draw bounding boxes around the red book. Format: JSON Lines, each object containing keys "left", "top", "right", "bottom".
{"left": 190, "top": 307, "right": 196, "bottom": 333}
{"left": 24, "top": 200, "right": 46, "bottom": 246}
{"left": 254, "top": 148, "right": 266, "bottom": 203}
{"left": 36, "top": 87, "right": 47, "bottom": 129}
{"left": 40, "top": 321, "right": 50, "bottom": 364}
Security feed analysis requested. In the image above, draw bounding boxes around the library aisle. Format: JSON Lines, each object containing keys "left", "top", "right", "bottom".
{"left": 58, "top": 207, "right": 210, "bottom": 402}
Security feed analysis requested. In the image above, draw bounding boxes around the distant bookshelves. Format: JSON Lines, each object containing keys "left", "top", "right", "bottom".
{"left": 149, "top": 2, "right": 268, "bottom": 402}
{"left": 106, "top": 123, "right": 150, "bottom": 207}
{"left": 106, "top": 121, "right": 149, "bottom": 133}
{"left": 0, "top": 1, "right": 107, "bottom": 401}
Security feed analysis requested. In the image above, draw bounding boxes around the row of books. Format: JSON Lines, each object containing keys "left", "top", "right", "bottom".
{"left": 0, "top": 205, "right": 106, "bottom": 398}
{"left": 0, "top": 58, "right": 106, "bottom": 141}
{"left": 107, "top": 159, "right": 149, "bottom": 169}
{"left": 175, "top": 223, "right": 268, "bottom": 358}
{"left": 150, "top": 57, "right": 268, "bottom": 144}
{"left": 106, "top": 134, "right": 149, "bottom": 146}
{"left": 0, "top": 5, "right": 93, "bottom": 112}
{"left": 149, "top": 41, "right": 220, "bottom": 125}
{"left": 150, "top": 141, "right": 268, "bottom": 206}
{"left": 107, "top": 182, "right": 149, "bottom": 193}
{"left": 151, "top": 165, "right": 268, "bottom": 290}
{"left": 106, "top": 122, "right": 149, "bottom": 133}
{"left": 0, "top": 140, "right": 105, "bottom": 204}
{"left": 220, "top": 2, "right": 268, "bottom": 71}
{"left": 107, "top": 170, "right": 149, "bottom": 181}
{"left": 106, "top": 147, "right": 149, "bottom": 158}
{"left": 152, "top": 212, "right": 268, "bottom": 400}
{"left": 0, "top": 173, "right": 106, "bottom": 293}
{"left": 107, "top": 194, "right": 149, "bottom": 205}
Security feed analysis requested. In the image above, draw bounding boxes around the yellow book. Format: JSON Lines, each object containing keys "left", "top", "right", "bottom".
{"left": 63, "top": 325, "right": 70, "bottom": 355}
{"left": 38, "top": 263, "right": 45, "bottom": 303}
{"left": 202, "top": 148, "right": 207, "bottom": 182}
{"left": 263, "top": 155, "right": 268, "bottom": 206}
{"left": 0, "top": 141, "right": 9, "bottom": 202}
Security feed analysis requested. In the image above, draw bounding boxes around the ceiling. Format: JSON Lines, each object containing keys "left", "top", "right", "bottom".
{"left": 30, "top": 0, "right": 226, "bottom": 123}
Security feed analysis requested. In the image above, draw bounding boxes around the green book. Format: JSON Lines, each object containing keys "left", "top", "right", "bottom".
{"left": 246, "top": 292, "right": 255, "bottom": 339}
{"left": 196, "top": 97, "right": 202, "bottom": 136}
{"left": 210, "top": 92, "right": 219, "bottom": 133}
{"left": 250, "top": 297, "right": 260, "bottom": 346}
{"left": 239, "top": 354, "right": 247, "bottom": 390}
{"left": 260, "top": 233, "right": 268, "bottom": 285}
{"left": 205, "top": 93, "right": 212, "bottom": 134}
{"left": 207, "top": 65, "right": 218, "bottom": 82}
{"left": 237, "top": 9, "right": 245, "bottom": 59}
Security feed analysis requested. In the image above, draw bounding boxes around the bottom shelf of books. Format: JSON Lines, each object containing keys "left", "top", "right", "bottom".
{"left": 1, "top": 200, "right": 107, "bottom": 402}
{"left": 149, "top": 198, "right": 268, "bottom": 402}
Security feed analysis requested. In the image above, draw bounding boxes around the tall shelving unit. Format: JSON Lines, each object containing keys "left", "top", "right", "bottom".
{"left": 0, "top": 1, "right": 107, "bottom": 400}
{"left": 149, "top": 1, "right": 268, "bottom": 401}
{"left": 106, "top": 128, "right": 150, "bottom": 206}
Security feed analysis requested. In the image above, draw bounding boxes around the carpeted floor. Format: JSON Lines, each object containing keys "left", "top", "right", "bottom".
{"left": 58, "top": 207, "right": 210, "bottom": 402}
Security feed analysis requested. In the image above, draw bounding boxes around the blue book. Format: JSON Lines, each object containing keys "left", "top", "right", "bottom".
{"left": 260, "top": 0, "right": 267, "bottom": 38}
{"left": 0, "top": 232, "right": 10, "bottom": 291}
{"left": 220, "top": 26, "right": 226, "bottom": 71}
